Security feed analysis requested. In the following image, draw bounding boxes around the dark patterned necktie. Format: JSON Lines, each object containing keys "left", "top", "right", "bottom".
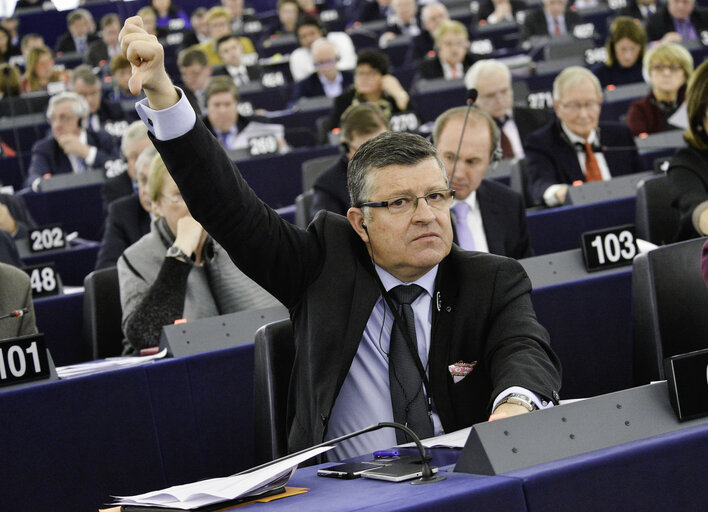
{"left": 388, "top": 284, "right": 433, "bottom": 443}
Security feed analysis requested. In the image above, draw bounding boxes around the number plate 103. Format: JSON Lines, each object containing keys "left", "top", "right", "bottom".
{"left": 581, "top": 224, "right": 639, "bottom": 272}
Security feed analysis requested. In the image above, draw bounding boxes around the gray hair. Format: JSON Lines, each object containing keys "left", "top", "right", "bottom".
{"left": 311, "top": 37, "right": 339, "bottom": 58}
{"left": 421, "top": 2, "right": 448, "bottom": 25}
{"left": 464, "top": 58, "right": 511, "bottom": 90}
{"left": 46, "top": 91, "right": 89, "bottom": 120}
{"left": 121, "top": 120, "right": 150, "bottom": 154}
{"left": 347, "top": 131, "right": 446, "bottom": 215}
{"left": 70, "top": 64, "right": 100, "bottom": 87}
{"left": 552, "top": 66, "right": 603, "bottom": 102}
{"left": 135, "top": 145, "right": 157, "bottom": 175}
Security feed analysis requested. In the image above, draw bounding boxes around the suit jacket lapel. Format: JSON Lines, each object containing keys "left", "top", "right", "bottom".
{"left": 477, "top": 182, "right": 504, "bottom": 256}
{"left": 553, "top": 121, "right": 584, "bottom": 183}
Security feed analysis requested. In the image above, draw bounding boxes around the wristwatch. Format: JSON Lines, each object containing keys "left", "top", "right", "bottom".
{"left": 166, "top": 245, "right": 192, "bottom": 264}
{"left": 497, "top": 393, "right": 537, "bottom": 412}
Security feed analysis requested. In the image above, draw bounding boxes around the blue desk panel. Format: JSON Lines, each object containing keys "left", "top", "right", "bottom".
{"left": 33, "top": 292, "right": 87, "bottom": 366}
{"left": 22, "top": 241, "right": 100, "bottom": 287}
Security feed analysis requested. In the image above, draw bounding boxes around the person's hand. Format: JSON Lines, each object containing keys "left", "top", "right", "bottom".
{"left": 491, "top": 402, "right": 530, "bottom": 419}
{"left": 381, "top": 74, "right": 409, "bottom": 110}
{"left": 555, "top": 184, "right": 569, "bottom": 205}
{"left": 56, "top": 133, "right": 90, "bottom": 159}
{"left": 0, "top": 203, "right": 17, "bottom": 235}
{"left": 173, "top": 215, "right": 206, "bottom": 258}
{"left": 698, "top": 208, "right": 708, "bottom": 236}
{"left": 379, "top": 31, "right": 396, "bottom": 47}
{"left": 659, "top": 31, "right": 682, "bottom": 44}
{"left": 119, "top": 16, "right": 179, "bottom": 110}
{"left": 493, "top": 2, "right": 512, "bottom": 19}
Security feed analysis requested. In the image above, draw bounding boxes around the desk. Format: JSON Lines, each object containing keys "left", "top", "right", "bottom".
{"left": 21, "top": 240, "right": 100, "bottom": 287}
{"left": 34, "top": 292, "right": 87, "bottom": 366}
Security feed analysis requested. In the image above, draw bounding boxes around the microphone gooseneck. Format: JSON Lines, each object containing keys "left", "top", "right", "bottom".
{"left": 448, "top": 89, "right": 477, "bottom": 186}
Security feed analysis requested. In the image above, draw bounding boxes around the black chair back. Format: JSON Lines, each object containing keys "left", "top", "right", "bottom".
{"left": 635, "top": 174, "right": 679, "bottom": 245}
{"left": 82, "top": 267, "right": 123, "bottom": 359}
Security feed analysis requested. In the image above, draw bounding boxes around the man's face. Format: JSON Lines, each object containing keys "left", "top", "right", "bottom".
{"left": 0, "top": 18, "right": 18, "bottom": 36}
{"left": 123, "top": 137, "right": 152, "bottom": 180}
{"left": 436, "top": 32, "right": 468, "bottom": 67}
{"left": 102, "top": 21, "right": 120, "bottom": 46}
{"left": 22, "top": 36, "right": 44, "bottom": 57}
{"left": 207, "top": 91, "right": 238, "bottom": 131}
{"left": 297, "top": 25, "right": 322, "bottom": 49}
{"left": 50, "top": 101, "right": 82, "bottom": 139}
{"left": 668, "top": 0, "right": 694, "bottom": 20}
{"left": 313, "top": 43, "right": 338, "bottom": 80}
{"left": 436, "top": 117, "right": 490, "bottom": 200}
{"left": 475, "top": 69, "right": 513, "bottom": 120}
{"left": 554, "top": 77, "right": 602, "bottom": 140}
{"left": 423, "top": 4, "right": 449, "bottom": 33}
{"left": 222, "top": 0, "right": 244, "bottom": 19}
{"left": 208, "top": 16, "right": 231, "bottom": 40}
{"left": 69, "top": 17, "right": 90, "bottom": 38}
{"left": 345, "top": 127, "right": 387, "bottom": 160}
{"left": 393, "top": 0, "right": 417, "bottom": 23}
{"left": 278, "top": 3, "right": 299, "bottom": 30}
{"left": 218, "top": 38, "right": 243, "bottom": 67}
{"left": 73, "top": 78, "right": 101, "bottom": 114}
{"left": 180, "top": 63, "right": 211, "bottom": 92}
{"left": 136, "top": 160, "right": 153, "bottom": 213}
{"left": 543, "top": 0, "right": 567, "bottom": 17}
{"left": 192, "top": 14, "right": 208, "bottom": 37}
{"left": 141, "top": 13, "right": 157, "bottom": 35}
{"left": 356, "top": 158, "right": 453, "bottom": 282}
{"left": 113, "top": 66, "right": 132, "bottom": 91}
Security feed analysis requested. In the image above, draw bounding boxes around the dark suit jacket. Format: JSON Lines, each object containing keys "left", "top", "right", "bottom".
{"left": 452, "top": 180, "right": 532, "bottom": 260}
{"left": 591, "top": 60, "right": 644, "bottom": 89}
{"left": 646, "top": 5, "right": 708, "bottom": 41}
{"left": 520, "top": 7, "right": 583, "bottom": 40}
{"left": 618, "top": 1, "right": 656, "bottom": 21}
{"left": 413, "top": 53, "right": 478, "bottom": 83}
{"left": 0, "top": 193, "right": 36, "bottom": 239}
{"left": 25, "top": 129, "right": 119, "bottom": 187}
{"left": 406, "top": 30, "right": 434, "bottom": 65}
{"left": 667, "top": 146, "right": 708, "bottom": 242}
{"left": 310, "top": 154, "right": 349, "bottom": 217}
{"left": 95, "top": 194, "right": 151, "bottom": 270}
{"left": 152, "top": 116, "right": 561, "bottom": 454}
{"left": 524, "top": 119, "right": 642, "bottom": 204}
{"left": 0, "top": 230, "right": 21, "bottom": 268}
{"left": 85, "top": 40, "right": 110, "bottom": 66}
{"left": 54, "top": 32, "right": 99, "bottom": 54}
{"left": 212, "top": 64, "right": 264, "bottom": 85}
{"left": 292, "top": 70, "right": 354, "bottom": 102}
{"left": 477, "top": 0, "right": 526, "bottom": 22}
{"left": 0, "top": 261, "right": 36, "bottom": 340}
{"left": 511, "top": 106, "right": 554, "bottom": 141}
{"left": 102, "top": 171, "right": 134, "bottom": 217}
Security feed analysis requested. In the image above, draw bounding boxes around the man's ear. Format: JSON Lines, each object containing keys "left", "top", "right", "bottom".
{"left": 347, "top": 207, "right": 369, "bottom": 243}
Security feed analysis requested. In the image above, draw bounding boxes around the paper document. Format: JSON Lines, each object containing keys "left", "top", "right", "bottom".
{"left": 56, "top": 349, "right": 168, "bottom": 379}
{"left": 111, "top": 446, "right": 333, "bottom": 510}
{"left": 397, "top": 427, "right": 472, "bottom": 449}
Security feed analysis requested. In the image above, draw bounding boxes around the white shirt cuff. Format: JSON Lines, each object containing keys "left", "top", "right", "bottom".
{"left": 492, "top": 386, "right": 553, "bottom": 412}
{"left": 85, "top": 146, "right": 97, "bottom": 167}
{"left": 543, "top": 184, "right": 564, "bottom": 207}
{"left": 135, "top": 87, "right": 197, "bottom": 141}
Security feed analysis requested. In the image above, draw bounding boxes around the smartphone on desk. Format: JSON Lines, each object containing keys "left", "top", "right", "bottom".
{"left": 361, "top": 463, "right": 438, "bottom": 482}
{"left": 317, "top": 462, "right": 385, "bottom": 479}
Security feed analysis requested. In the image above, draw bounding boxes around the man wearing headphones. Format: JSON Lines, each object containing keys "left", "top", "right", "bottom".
{"left": 433, "top": 107, "right": 532, "bottom": 259}
{"left": 0, "top": 260, "right": 37, "bottom": 341}
{"left": 25, "top": 92, "right": 119, "bottom": 188}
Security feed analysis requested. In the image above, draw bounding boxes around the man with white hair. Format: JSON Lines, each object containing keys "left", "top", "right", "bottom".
{"left": 407, "top": 2, "right": 449, "bottom": 63}
{"left": 524, "top": 66, "right": 641, "bottom": 207}
{"left": 289, "top": 15, "right": 356, "bottom": 82}
{"left": 465, "top": 59, "right": 551, "bottom": 160}
{"left": 292, "top": 38, "right": 354, "bottom": 101}
{"left": 25, "top": 92, "right": 118, "bottom": 188}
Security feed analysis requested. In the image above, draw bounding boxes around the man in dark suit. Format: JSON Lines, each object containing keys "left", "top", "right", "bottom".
{"left": 311, "top": 104, "right": 389, "bottom": 217}
{"left": 618, "top": 0, "right": 661, "bottom": 22}
{"left": 25, "top": 92, "right": 119, "bottom": 188}
{"left": 413, "top": 20, "right": 477, "bottom": 84}
{"left": 71, "top": 65, "right": 126, "bottom": 136}
{"left": 177, "top": 48, "right": 212, "bottom": 116}
{"left": 524, "top": 66, "right": 642, "bottom": 206}
{"left": 95, "top": 146, "right": 154, "bottom": 269}
{"left": 646, "top": 0, "right": 708, "bottom": 42}
{"left": 211, "top": 34, "right": 262, "bottom": 87}
{"left": 292, "top": 39, "right": 354, "bottom": 102}
{"left": 54, "top": 9, "right": 98, "bottom": 55}
{"left": 520, "top": 0, "right": 583, "bottom": 40}
{"left": 0, "top": 193, "right": 36, "bottom": 240}
{"left": 85, "top": 13, "right": 122, "bottom": 67}
{"left": 0, "top": 260, "right": 37, "bottom": 341}
{"left": 123, "top": 16, "right": 561, "bottom": 459}
{"left": 0, "top": 230, "right": 22, "bottom": 268}
{"left": 406, "top": 2, "right": 449, "bottom": 64}
{"left": 433, "top": 107, "right": 532, "bottom": 259}
{"left": 466, "top": 59, "right": 553, "bottom": 160}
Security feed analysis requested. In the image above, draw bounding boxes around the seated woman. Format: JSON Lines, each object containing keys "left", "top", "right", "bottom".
{"left": 117, "top": 153, "right": 281, "bottom": 354}
{"left": 413, "top": 20, "right": 477, "bottom": 83}
{"left": 151, "top": 0, "right": 190, "bottom": 31}
{"left": 0, "top": 63, "right": 20, "bottom": 98}
{"left": 667, "top": 60, "right": 708, "bottom": 242}
{"left": 328, "top": 50, "right": 411, "bottom": 132}
{"left": 0, "top": 26, "right": 20, "bottom": 64}
{"left": 20, "top": 45, "right": 67, "bottom": 93}
{"left": 592, "top": 16, "right": 646, "bottom": 89}
{"left": 627, "top": 42, "right": 693, "bottom": 136}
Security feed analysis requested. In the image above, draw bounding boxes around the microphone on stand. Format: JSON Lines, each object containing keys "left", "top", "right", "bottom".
{"left": 448, "top": 89, "right": 478, "bottom": 185}
{"left": 0, "top": 307, "right": 29, "bottom": 321}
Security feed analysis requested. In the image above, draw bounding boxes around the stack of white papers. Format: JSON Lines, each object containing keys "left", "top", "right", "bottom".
{"left": 111, "top": 446, "right": 333, "bottom": 510}
{"left": 56, "top": 349, "right": 168, "bottom": 379}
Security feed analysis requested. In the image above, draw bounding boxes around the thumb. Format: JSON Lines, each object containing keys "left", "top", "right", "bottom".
{"left": 129, "top": 63, "right": 143, "bottom": 96}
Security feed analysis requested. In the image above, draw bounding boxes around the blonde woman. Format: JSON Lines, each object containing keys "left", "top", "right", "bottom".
{"left": 20, "top": 45, "right": 66, "bottom": 93}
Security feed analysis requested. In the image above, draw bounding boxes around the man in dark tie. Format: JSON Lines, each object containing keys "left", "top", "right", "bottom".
{"left": 465, "top": 59, "right": 552, "bottom": 160}
{"left": 121, "top": 15, "right": 561, "bottom": 459}
{"left": 433, "top": 106, "right": 532, "bottom": 259}
{"left": 520, "top": 0, "right": 583, "bottom": 41}
{"left": 646, "top": 0, "right": 708, "bottom": 43}
{"left": 212, "top": 34, "right": 262, "bottom": 87}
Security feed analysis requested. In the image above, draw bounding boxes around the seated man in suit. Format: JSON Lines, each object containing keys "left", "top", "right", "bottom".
{"left": 289, "top": 16, "right": 357, "bottom": 83}
{"left": 25, "top": 92, "right": 119, "bottom": 189}
{"left": 619, "top": 0, "right": 661, "bottom": 22}
{"left": 311, "top": 104, "right": 389, "bottom": 217}
{"left": 177, "top": 48, "right": 212, "bottom": 115}
{"left": 102, "top": 120, "right": 153, "bottom": 215}
{"left": 221, "top": 0, "right": 258, "bottom": 34}
{"left": 524, "top": 66, "right": 642, "bottom": 207}
{"left": 54, "top": 9, "right": 98, "bottom": 55}
{"left": 0, "top": 193, "right": 36, "bottom": 240}
{"left": 71, "top": 65, "right": 127, "bottom": 136}
{"left": 379, "top": 0, "right": 421, "bottom": 47}
{"left": 0, "top": 261, "right": 37, "bottom": 341}
{"left": 122, "top": 15, "right": 561, "bottom": 458}
{"left": 191, "top": 7, "right": 256, "bottom": 66}
{"left": 414, "top": 20, "right": 477, "bottom": 84}
{"left": 406, "top": 2, "right": 449, "bottom": 64}
{"left": 0, "top": 225, "right": 22, "bottom": 267}
{"left": 433, "top": 106, "right": 532, "bottom": 259}
{"left": 477, "top": 0, "right": 526, "bottom": 25}
{"left": 292, "top": 38, "right": 354, "bottom": 102}
{"left": 86, "top": 13, "right": 122, "bottom": 67}
{"left": 212, "top": 34, "right": 262, "bottom": 87}
{"left": 520, "top": 0, "right": 583, "bottom": 41}
{"left": 95, "top": 145, "right": 154, "bottom": 269}
{"left": 466, "top": 59, "right": 553, "bottom": 160}
{"left": 646, "top": 0, "right": 708, "bottom": 43}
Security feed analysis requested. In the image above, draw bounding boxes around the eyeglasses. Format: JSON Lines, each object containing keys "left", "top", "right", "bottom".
{"left": 651, "top": 64, "right": 682, "bottom": 73}
{"left": 355, "top": 69, "right": 381, "bottom": 78}
{"left": 161, "top": 192, "right": 184, "bottom": 204}
{"left": 48, "top": 114, "right": 78, "bottom": 124}
{"left": 478, "top": 88, "right": 512, "bottom": 102}
{"left": 357, "top": 189, "right": 455, "bottom": 215}
{"left": 559, "top": 101, "right": 602, "bottom": 113}
{"left": 314, "top": 58, "right": 337, "bottom": 69}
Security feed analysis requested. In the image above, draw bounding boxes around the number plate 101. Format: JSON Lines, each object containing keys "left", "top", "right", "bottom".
{"left": 581, "top": 224, "right": 639, "bottom": 272}
{"left": 0, "top": 334, "right": 52, "bottom": 388}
